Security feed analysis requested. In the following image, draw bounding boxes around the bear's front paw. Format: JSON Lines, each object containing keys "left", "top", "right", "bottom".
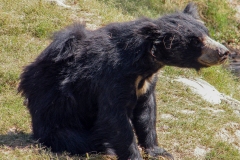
{"left": 145, "top": 146, "right": 174, "bottom": 160}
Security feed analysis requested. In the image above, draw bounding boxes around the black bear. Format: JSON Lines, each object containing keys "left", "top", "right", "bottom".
{"left": 18, "top": 3, "right": 229, "bottom": 160}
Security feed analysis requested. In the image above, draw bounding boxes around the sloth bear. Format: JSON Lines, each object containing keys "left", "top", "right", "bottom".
{"left": 18, "top": 3, "right": 229, "bottom": 160}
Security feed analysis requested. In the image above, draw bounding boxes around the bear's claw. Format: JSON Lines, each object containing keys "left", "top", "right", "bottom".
{"left": 146, "top": 147, "right": 174, "bottom": 160}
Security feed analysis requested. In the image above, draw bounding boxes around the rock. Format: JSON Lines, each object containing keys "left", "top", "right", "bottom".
{"left": 47, "top": 0, "right": 71, "bottom": 8}
{"left": 180, "top": 109, "right": 195, "bottom": 114}
{"left": 160, "top": 114, "right": 178, "bottom": 120}
{"left": 175, "top": 77, "right": 240, "bottom": 107}
{"left": 235, "top": 130, "right": 240, "bottom": 140}
{"left": 175, "top": 78, "right": 222, "bottom": 104}
{"left": 201, "top": 107, "right": 225, "bottom": 114}
{"left": 194, "top": 146, "right": 209, "bottom": 158}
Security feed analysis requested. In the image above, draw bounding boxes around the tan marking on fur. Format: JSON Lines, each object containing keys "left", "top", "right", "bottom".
{"left": 135, "top": 74, "right": 156, "bottom": 98}
{"left": 135, "top": 76, "right": 142, "bottom": 98}
{"left": 197, "top": 20, "right": 204, "bottom": 24}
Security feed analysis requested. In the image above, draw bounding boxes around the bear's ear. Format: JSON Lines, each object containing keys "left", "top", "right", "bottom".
{"left": 135, "top": 22, "right": 161, "bottom": 40}
{"left": 183, "top": 2, "right": 200, "bottom": 20}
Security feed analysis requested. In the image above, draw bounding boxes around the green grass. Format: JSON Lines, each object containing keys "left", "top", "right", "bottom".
{"left": 0, "top": 0, "right": 240, "bottom": 159}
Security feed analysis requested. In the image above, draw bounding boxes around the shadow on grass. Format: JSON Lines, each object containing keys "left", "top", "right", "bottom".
{"left": 0, "top": 132, "right": 111, "bottom": 159}
{"left": 0, "top": 132, "right": 35, "bottom": 148}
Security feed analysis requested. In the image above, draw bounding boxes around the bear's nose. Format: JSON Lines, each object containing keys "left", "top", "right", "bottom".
{"left": 218, "top": 48, "right": 230, "bottom": 57}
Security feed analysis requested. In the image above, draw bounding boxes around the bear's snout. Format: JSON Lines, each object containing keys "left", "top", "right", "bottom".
{"left": 197, "top": 36, "right": 229, "bottom": 66}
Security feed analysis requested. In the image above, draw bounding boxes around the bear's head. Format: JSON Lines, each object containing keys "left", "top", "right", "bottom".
{"left": 151, "top": 3, "right": 229, "bottom": 70}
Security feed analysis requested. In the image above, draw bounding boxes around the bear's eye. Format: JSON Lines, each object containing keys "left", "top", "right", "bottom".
{"left": 190, "top": 38, "right": 201, "bottom": 47}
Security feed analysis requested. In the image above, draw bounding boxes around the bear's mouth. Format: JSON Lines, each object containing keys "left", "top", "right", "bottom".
{"left": 198, "top": 58, "right": 226, "bottom": 67}
{"left": 220, "top": 57, "right": 228, "bottom": 63}
{"left": 198, "top": 55, "right": 228, "bottom": 67}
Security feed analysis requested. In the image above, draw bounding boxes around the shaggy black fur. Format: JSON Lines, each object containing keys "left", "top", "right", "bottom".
{"left": 18, "top": 3, "right": 228, "bottom": 160}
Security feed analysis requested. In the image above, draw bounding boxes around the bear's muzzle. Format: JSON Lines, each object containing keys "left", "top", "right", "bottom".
{"left": 198, "top": 36, "right": 229, "bottom": 66}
